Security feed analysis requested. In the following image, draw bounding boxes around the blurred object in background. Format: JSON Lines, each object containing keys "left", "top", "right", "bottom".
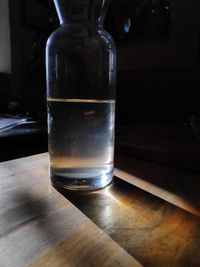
{"left": 0, "top": 73, "right": 10, "bottom": 112}
{"left": 190, "top": 116, "right": 200, "bottom": 138}
{"left": 106, "top": 0, "right": 171, "bottom": 42}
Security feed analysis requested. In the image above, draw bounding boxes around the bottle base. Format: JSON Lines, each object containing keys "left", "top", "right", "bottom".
{"left": 50, "top": 171, "right": 113, "bottom": 192}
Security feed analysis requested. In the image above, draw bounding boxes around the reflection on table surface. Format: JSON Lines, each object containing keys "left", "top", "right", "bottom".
{"left": 57, "top": 176, "right": 200, "bottom": 267}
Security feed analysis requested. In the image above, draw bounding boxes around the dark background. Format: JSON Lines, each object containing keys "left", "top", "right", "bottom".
{"left": 3, "top": 0, "right": 200, "bottom": 121}
{"left": 1, "top": 0, "right": 200, "bottom": 170}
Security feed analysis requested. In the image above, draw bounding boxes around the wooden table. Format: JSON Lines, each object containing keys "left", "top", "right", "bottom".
{"left": 1, "top": 154, "right": 200, "bottom": 267}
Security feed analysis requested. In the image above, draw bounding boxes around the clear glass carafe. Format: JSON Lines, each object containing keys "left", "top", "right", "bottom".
{"left": 46, "top": 0, "right": 116, "bottom": 191}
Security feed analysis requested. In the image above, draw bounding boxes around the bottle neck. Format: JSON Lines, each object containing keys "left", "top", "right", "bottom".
{"left": 60, "top": 22, "right": 105, "bottom": 38}
{"left": 53, "top": 0, "right": 110, "bottom": 27}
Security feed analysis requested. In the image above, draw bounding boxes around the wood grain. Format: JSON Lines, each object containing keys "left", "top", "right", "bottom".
{"left": 1, "top": 153, "right": 200, "bottom": 267}
{"left": 115, "top": 155, "right": 200, "bottom": 216}
{"left": 0, "top": 154, "right": 141, "bottom": 267}
{"left": 28, "top": 223, "right": 140, "bottom": 267}
{"left": 59, "top": 178, "right": 200, "bottom": 267}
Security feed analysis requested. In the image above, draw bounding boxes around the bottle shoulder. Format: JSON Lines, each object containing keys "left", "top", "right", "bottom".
{"left": 46, "top": 26, "right": 116, "bottom": 50}
{"left": 98, "top": 29, "right": 116, "bottom": 49}
{"left": 46, "top": 27, "right": 67, "bottom": 47}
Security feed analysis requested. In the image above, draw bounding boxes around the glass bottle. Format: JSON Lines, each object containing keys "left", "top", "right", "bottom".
{"left": 46, "top": 0, "right": 116, "bottom": 191}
